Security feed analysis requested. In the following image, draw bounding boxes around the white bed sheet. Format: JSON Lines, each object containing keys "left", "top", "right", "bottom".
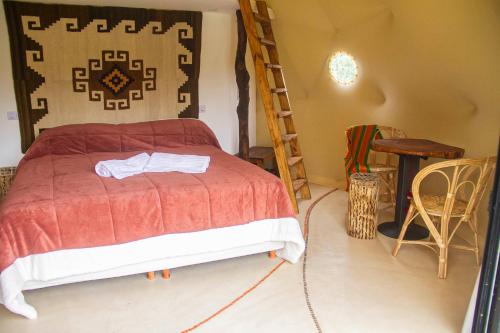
{"left": 0, "top": 217, "right": 305, "bottom": 319}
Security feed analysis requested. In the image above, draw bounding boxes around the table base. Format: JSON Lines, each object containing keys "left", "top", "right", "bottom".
{"left": 377, "top": 221, "right": 429, "bottom": 240}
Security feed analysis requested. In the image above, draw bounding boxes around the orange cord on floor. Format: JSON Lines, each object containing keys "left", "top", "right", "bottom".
{"left": 180, "top": 259, "right": 286, "bottom": 333}
{"left": 180, "top": 189, "right": 337, "bottom": 333}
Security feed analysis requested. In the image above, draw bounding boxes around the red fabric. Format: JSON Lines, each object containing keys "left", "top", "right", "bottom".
{"left": 0, "top": 119, "right": 294, "bottom": 272}
{"left": 344, "top": 125, "right": 382, "bottom": 189}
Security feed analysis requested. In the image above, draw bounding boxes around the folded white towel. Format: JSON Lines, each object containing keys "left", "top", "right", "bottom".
{"left": 95, "top": 153, "right": 150, "bottom": 180}
{"left": 144, "top": 152, "right": 210, "bottom": 174}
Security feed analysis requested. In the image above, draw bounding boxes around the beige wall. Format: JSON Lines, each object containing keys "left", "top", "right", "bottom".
{"left": 256, "top": 0, "right": 500, "bottom": 235}
{"left": 0, "top": 3, "right": 23, "bottom": 166}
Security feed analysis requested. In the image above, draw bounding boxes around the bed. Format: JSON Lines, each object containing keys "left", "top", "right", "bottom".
{"left": 0, "top": 119, "right": 305, "bottom": 319}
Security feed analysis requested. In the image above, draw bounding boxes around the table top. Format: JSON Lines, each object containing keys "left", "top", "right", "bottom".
{"left": 372, "top": 139, "right": 464, "bottom": 159}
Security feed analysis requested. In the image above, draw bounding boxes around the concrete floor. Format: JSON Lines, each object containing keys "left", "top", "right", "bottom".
{"left": 0, "top": 184, "right": 479, "bottom": 333}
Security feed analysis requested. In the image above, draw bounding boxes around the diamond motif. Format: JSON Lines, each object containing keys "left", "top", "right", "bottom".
{"left": 72, "top": 50, "right": 156, "bottom": 110}
{"left": 99, "top": 65, "right": 134, "bottom": 96}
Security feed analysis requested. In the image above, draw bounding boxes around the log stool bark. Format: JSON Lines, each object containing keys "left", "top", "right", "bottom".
{"left": 347, "top": 173, "right": 380, "bottom": 239}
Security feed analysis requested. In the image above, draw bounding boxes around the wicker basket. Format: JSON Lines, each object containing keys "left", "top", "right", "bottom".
{"left": 347, "top": 173, "right": 380, "bottom": 239}
{"left": 0, "top": 167, "right": 17, "bottom": 200}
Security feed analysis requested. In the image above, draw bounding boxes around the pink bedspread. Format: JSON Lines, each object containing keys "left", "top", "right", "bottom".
{"left": 0, "top": 119, "right": 294, "bottom": 272}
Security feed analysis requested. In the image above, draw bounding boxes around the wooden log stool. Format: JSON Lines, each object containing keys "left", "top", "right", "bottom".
{"left": 347, "top": 173, "right": 380, "bottom": 239}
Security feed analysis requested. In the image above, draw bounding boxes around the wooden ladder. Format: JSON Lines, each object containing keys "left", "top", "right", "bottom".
{"left": 239, "top": 0, "right": 311, "bottom": 213}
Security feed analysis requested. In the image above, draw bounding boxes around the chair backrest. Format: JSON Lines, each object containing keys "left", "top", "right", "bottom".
{"left": 367, "top": 126, "right": 407, "bottom": 166}
{"left": 377, "top": 126, "right": 407, "bottom": 140}
{"left": 411, "top": 157, "right": 496, "bottom": 238}
{"left": 344, "top": 125, "right": 382, "bottom": 175}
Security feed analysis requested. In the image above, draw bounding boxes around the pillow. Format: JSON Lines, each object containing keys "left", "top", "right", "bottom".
{"left": 21, "top": 119, "right": 221, "bottom": 162}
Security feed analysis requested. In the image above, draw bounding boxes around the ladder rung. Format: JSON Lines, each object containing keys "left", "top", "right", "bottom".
{"left": 259, "top": 38, "right": 276, "bottom": 47}
{"left": 241, "top": 0, "right": 310, "bottom": 211}
{"left": 265, "top": 63, "right": 282, "bottom": 69}
{"left": 271, "top": 88, "right": 288, "bottom": 94}
{"left": 254, "top": 13, "right": 271, "bottom": 24}
{"left": 277, "top": 111, "right": 293, "bottom": 118}
{"left": 287, "top": 156, "right": 303, "bottom": 167}
{"left": 282, "top": 134, "right": 298, "bottom": 142}
{"left": 293, "top": 179, "right": 308, "bottom": 192}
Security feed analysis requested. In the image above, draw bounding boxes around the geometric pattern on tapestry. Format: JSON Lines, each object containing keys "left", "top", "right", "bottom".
{"left": 4, "top": 1, "right": 202, "bottom": 152}
{"left": 72, "top": 50, "right": 157, "bottom": 110}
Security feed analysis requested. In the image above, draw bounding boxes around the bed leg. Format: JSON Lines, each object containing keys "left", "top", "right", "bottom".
{"left": 162, "top": 269, "right": 170, "bottom": 279}
{"left": 146, "top": 272, "right": 155, "bottom": 280}
{"left": 268, "top": 250, "right": 277, "bottom": 259}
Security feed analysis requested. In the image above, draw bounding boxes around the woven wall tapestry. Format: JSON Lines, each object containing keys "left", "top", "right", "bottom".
{"left": 4, "top": 1, "right": 202, "bottom": 152}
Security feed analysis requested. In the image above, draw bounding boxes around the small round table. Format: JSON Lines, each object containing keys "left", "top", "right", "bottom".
{"left": 371, "top": 139, "right": 464, "bottom": 240}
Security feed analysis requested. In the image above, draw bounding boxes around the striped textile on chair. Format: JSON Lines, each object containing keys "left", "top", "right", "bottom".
{"left": 344, "top": 125, "right": 383, "bottom": 188}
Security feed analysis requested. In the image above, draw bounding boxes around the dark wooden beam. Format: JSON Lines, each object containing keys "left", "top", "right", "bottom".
{"left": 235, "top": 10, "right": 250, "bottom": 161}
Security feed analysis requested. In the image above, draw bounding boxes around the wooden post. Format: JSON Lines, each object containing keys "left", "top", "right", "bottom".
{"left": 236, "top": 10, "right": 250, "bottom": 161}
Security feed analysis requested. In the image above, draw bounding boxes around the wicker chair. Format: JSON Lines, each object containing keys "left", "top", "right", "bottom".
{"left": 368, "top": 126, "right": 406, "bottom": 206}
{"left": 0, "top": 167, "right": 17, "bottom": 200}
{"left": 392, "top": 157, "right": 496, "bottom": 279}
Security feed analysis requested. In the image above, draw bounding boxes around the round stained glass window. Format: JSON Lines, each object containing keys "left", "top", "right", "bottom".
{"left": 329, "top": 52, "right": 358, "bottom": 87}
